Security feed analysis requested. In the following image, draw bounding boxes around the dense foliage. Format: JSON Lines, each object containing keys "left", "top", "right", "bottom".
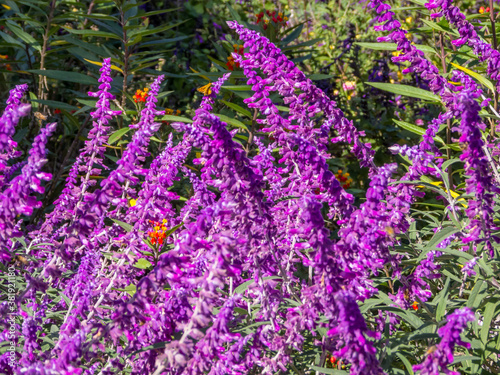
{"left": 1, "top": 0, "right": 500, "bottom": 374}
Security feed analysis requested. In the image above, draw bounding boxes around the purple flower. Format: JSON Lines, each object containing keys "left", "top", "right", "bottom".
{"left": 413, "top": 308, "right": 475, "bottom": 375}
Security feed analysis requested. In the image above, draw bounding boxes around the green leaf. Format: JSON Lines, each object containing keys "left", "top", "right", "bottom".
{"left": 29, "top": 100, "right": 78, "bottom": 111}
{"left": 481, "top": 301, "right": 500, "bottom": 344}
{"left": 424, "top": 226, "right": 460, "bottom": 250}
{"left": 27, "top": 70, "right": 98, "bottom": 85}
{"left": 436, "top": 277, "right": 450, "bottom": 322}
{"left": 158, "top": 115, "right": 193, "bottom": 123}
{"left": 221, "top": 85, "right": 253, "bottom": 91}
{"left": 234, "top": 276, "right": 282, "bottom": 295}
{"left": 395, "top": 353, "right": 415, "bottom": 375}
{"left": 113, "top": 284, "right": 137, "bottom": 297}
{"left": 0, "top": 30, "right": 24, "bottom": 47}
{"left": 393, "top": 119, "right": 425, "bottom": 136}
{"left": 140, "top": 36, "right": 191, "bottom": 46}
{"left": 366, "top": 82, "right": 441, "bottom": 102}
{"left": 60, "top": 292, "right": 71, "bottom": 307}
{"left": 133, "top": 258, "right": 152, "bottom": 269}
{"left": 450, "top": 62, "right": 495, "bottom": 92}
{"left": 5, "top": 22, "right": 41, "bottom": 51}
{"left": 221, "top": 100, "right": 252, "bottom": 118}
{"left": 112, "top": 219, "right": 133, "bottom": 233}
{"left": 163, "top": 222, "right": 184, "bottom": 239}
{"left": 128, "top": 8, "right": 179, "bottom": 20}
{"left": 108, "top": 127, "right": 131, "bottom": 145}
{"left": 213, "top": 113, "right": 248, "bottom": 130}
{"left": 129, "top": 340, "right": 170, "bottom": 357}
{"left": 281, "top": 23, "right": 304, "bottom": 45}
{"left": 70, "top": 13, "right": 119, "bottom": 22}
{"left": 309, "top": 366, "right": 348, "bottom": 375}
{"left": 127, "top": 20, "right": 187, "bottom": 39}
{"left": 308, "top": 73, "right": 335, "bottom": 80}
{"left": 355, "top": 42, "right": 435, "bottom": 54}
{"left": 62, "top": 27, "right": 122, "bottom": 39}
{"left": 467, "top": 280, "right": 487, "bottom": 309}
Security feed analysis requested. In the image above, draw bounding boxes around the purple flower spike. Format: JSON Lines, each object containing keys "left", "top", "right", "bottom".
{"left": 37, "top": 58, "right": 121, "bottom": 238}
{"left": 0, "top": 84, "right": 30, "bottom": 189}
{"left": 413, "top": 308, "right": 475, "bottom": 375}
{"left": 0, "top": 122, "right": 56, "bottom": 259}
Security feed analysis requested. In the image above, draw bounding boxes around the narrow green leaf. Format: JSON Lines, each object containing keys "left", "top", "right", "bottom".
{"left": 436, "top": 277, "right": 450, "bottom": 322}
{"left": 61, "top": 27, "right": 122, "bottom": 39}
{"left": 108, "top": 127, "right": 131, "bottom": 145}
{"left": 281, "top": 23, "right": 304, "bottom": 45}
{"left": 355, "top": 42, "right": 435, "bottom": 54}
{"left": 29, "top": 100, "right": 78, "bottom": 111}
{"left": 221, "top": 85, "right": 253, "bottom": 91}
{"left": 309, "top": 366, "right": 348, "bottom": 375}
{"left": 60, "top": 292, "right": 71, "bottom": 307}
{"left": 128, "top": 8, "right": 179, "bottom": 20}
{"left": 221, "top": 100, "right": 252, "bottom": 117}
{"left": 451, "top": 62, "right": 495, "bottom": 92}
{"left": 424, "top": 226, "right": 459, "bottom": 250}
{"left": 112, "top": 219, "right": 133, "bottom": 233}
{"left": 467, "top": 280, "right": 487, "bottom": 309}
{"left": 366, "top": 82, "right": 441, "bottom": 102}
{"left": 395, "top": 353, "right": 415, "bottom": 375}
{"left": 127, "top": 20, "right": 187, "bottom": 39}
{"left": 308, "top": 73, "right": 335, "bottom": 80}
{"left": 234, "top": 276, "right": 282, "bottom": 295}
{"left": 163, "top": 222, "right": 184, "bottom": 239}
{"left": 158, "top": 115, "right": 193, "bottom": 123}
{"left": 481, "top": 301, "right": 500, "bottom": 344}
{"left": 27, "top": 70, "right": 98, "bottom": 85}
{"left": 214, "top": 113, "right": 248, "bottom": 130}
{"left": 5, "top": 21, "right": 41, "bottom": 51}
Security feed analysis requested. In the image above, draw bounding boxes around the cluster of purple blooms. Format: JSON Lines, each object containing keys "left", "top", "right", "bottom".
{"left": 0, "top": 0, "right": 496, "bottom": 372}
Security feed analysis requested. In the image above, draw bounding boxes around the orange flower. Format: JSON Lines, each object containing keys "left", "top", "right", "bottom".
{"left": 335, "top": 169, "right": 353, "bottom": 189}
{"left": 133, "top": 87, "right": 149, "bottom": 103}
{"left": 412, "top": 301, "right": 419, "bottom": 311}
{"left": 148, "top": 219, "right": 168, "bottom": 246}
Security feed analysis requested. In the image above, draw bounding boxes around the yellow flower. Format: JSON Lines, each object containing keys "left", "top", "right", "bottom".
{"left": 392, "top": 51, "right": 401, "bottom": 57}
{"left": 129, "top": 199, "right": 137, "bottom": 207}
{"left": 406, "top": 17, "right": 412, "bottom": 24}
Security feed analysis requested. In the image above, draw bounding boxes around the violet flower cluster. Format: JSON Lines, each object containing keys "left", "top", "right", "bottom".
{"left": 413, "top": 308, "right": 475, "bottom": 375}
{"left": 2, "top": 1, "right": 494, "bottom": 370}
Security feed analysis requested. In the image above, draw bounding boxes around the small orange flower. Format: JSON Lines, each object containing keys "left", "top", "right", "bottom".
{"left": 148, "top": 219, "right": 168, "bottom": 246}
{"left": 133, "top": 87, "right": 149, "bottom": 103}
{"left": 412, "top": 301, "right": 419, "bottom": 311}
{"left": 335, "top": 169, "right": 353, "bottom": 189}
{"left": 165, "top": 108, "right": 180, "bottom": 116}
{"left": 226, "top": 45, "right": 244, "bottom": 71}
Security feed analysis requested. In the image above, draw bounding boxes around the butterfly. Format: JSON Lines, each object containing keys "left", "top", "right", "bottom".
{"left": 197, "top": 82, "right": 212, "bottom": 96}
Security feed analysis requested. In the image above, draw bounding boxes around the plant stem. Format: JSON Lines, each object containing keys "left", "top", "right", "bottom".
{"left": 439, "top": 32, "right": 453, "bottom": 189}
{"left": 37, "top": 0, "right": 56, "bottom": 108}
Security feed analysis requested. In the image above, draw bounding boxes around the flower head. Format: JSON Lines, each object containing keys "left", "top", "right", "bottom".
{"left": 133, "top": 87, "right": 149, "bottom": 103}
